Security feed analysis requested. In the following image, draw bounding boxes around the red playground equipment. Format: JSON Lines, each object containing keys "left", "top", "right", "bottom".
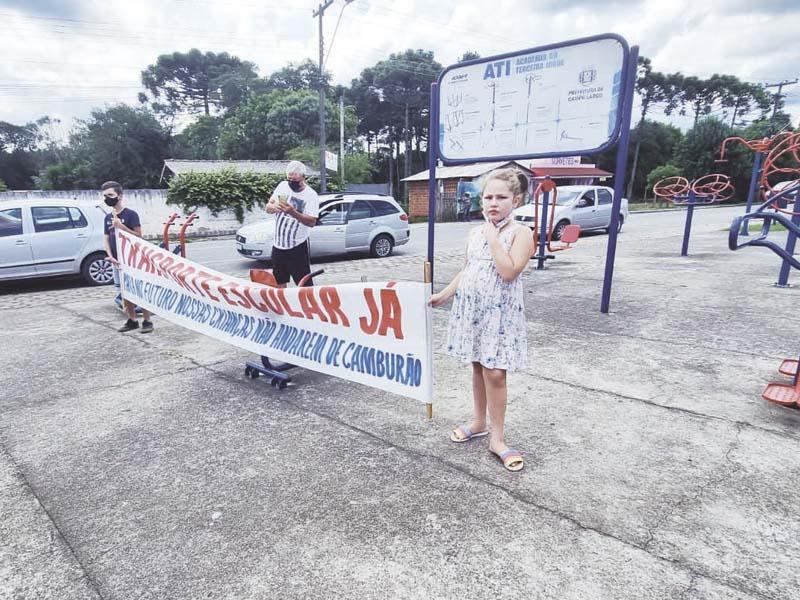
{"left": 159, "top": 212, "right": 199, "bottom": 257}
{"left": 653, "top": 173, "right": 734, "bottom": 256}
{"left": 763, "top": 357, "right": 800, "bottom": 409}
{"left": 529, "top": 179, "right": 581, "bottom": 261}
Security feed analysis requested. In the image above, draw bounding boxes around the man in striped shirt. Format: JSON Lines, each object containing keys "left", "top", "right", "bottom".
{"left": 266, "top": 161, "right": 320, "bottom": 287}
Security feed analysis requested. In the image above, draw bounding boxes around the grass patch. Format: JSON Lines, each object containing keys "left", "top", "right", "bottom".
{"left": 723, "top": 222, "right": 787, "bottom": 232}
{"left": 629, "top": 202, "right": 677, "bottom": 211}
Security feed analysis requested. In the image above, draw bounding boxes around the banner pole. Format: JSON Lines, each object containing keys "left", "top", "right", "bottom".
{"left": 424, "top": 260, "right": 434, "bottom": 419}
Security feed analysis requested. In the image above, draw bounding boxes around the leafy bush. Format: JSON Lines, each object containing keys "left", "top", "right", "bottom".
{"left": 0, "top": 178, "right": 7, "bottom": 192}
{"left": 166, "top": 169, "right": 336, "bottom": 221}
{"left": 646, "top": 164, "right": 682, "bottom": 196}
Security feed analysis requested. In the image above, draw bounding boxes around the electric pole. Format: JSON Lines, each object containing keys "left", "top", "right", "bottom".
{"left": 313, "top": 1, "right": 334, "bottom": 193}
{"left": 765, "top": 79, "right": 798, "bottom": 122}
{"left": 340, "top": 93, "right": 345, "bottom": 186}
{"left": 313, "top": 0, "right": 355, "bottom": 193}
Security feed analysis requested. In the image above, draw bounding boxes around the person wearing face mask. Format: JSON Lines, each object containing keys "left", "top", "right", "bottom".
{"left": 101, "top": 181, "right": 154, "bottom": 333}
{"left": 265, "top": 161, "right": 320, "bottom": 287}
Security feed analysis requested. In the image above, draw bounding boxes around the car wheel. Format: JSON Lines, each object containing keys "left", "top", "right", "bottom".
{"left": 552, "top": 220, "right": 569, "bottom": 241}
{"left": 81, "top": 253, "right": 114, "bottom": 286}
{"left": 370, "top": 234, "right": 394, "bottom": 258}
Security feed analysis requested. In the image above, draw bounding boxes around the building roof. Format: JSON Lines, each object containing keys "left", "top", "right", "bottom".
{"left": 401, "top": 160, "right": 531, "bottom": 182}
{"left": 162, "top": 159, "right": 319, "bottom": 179}
{"left": 528, "top": 166, "right": 613, "bottom": 179}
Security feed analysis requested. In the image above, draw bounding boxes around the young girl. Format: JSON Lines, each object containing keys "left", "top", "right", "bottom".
{"left": 430, "top": 168, "right": 533, "bottom": 472}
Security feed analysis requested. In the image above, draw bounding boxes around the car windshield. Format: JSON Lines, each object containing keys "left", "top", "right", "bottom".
{"left": 554, "top": 191, "right": 581, "bottom": 205}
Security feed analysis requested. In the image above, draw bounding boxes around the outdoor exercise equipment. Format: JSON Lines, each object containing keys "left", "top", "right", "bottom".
{"left": 717, "top": 132, "right": 798, "bottom": 236}
{"left": 653, "top": 174, "right": 734, "bottom": 256}
{"left": 530, "top": 178, "right": 581, "bottom": 269}
{"left": 762, "top": 355, "right": 800, "bottom": 409}
{"left": 728, "top": 180, "right": 800, "bottom": 281}
{"left": 728, "top": 180, "right": 800, "bottom": 409}
{"left": 243, "top": 268, "right": 324, "bottom": 389}
{"left": 159, "top": 212, "right": 198, "bottom": 257}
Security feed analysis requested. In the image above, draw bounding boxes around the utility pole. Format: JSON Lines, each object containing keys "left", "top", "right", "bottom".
{"left": 765, "top": 79, "right": 798, "bottom": 122}
{"left": 313, "top": 0, "right": 334, "bottom": 193}
{"left": 313, "top": 0, "right": 355, "bottom": 193}
{"left": 339, "top": 93, "right": 345, "bottom": 186}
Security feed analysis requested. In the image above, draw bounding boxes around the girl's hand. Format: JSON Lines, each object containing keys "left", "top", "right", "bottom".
{"left": 429, "top": 291, "right": 446, "bottom": 308}
{"left": 483, "top": 220, "right": 500, "bottom": 245}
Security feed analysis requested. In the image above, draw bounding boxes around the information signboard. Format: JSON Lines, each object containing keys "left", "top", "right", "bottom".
{"left": 437, "top": 35, "right": 628, "bottom": 163}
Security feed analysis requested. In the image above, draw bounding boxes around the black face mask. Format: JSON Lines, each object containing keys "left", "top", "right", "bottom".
{"left": 288, "top": 180, "right": 302, "bottom": 193}
{"left": 104, "top": 197, "right": 119, "bottom": 207}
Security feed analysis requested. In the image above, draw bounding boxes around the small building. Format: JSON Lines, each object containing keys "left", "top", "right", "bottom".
{"left": 160, "top": 159, "right": 319, "bottom": 182}
{"left": 403, "top": 160, "right": 533, "bottom": 219}
{"left": 402, "top": 157, "right": 612, "bottom": 219}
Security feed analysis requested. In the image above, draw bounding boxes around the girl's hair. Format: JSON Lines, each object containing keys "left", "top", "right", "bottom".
{"left": 481, "top": 168, "right": 528, "bottom": 197}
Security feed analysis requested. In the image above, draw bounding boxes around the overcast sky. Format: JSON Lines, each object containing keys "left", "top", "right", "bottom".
{"left": 1, "top": 0, "right": 798, "bottom": 139}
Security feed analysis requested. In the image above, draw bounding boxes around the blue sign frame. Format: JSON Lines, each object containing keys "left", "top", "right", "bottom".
{"left": 435, "top": 33, "right": 631, "bottom": 165}
{"left": 426, "top": 33, "right": 639, "bottom": 314}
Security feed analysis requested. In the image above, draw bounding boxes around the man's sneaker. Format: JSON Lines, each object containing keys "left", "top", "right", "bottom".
{"left": 118, "top": 319, "right": 139, "bottom": 332}
{"left": 140, "top": 320, "right": 154, "bottom": 334}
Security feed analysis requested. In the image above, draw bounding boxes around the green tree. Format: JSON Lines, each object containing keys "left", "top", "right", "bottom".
{"left": 675, "top": 117, "right": 734, "bottom": 181}
{"left": 0, "top": 117, "right": 60, "bottom": 189}
{"left": 38, "top": 160, "right": 94, "bottom": 190}
{"left": 458, "top": 51, "right": 480, "bottom": 62}
{"left": 596, "top": 120, "right": 683, "bottom": 201}
{"left": 58, "top": 105, "right": 170, "bottom": 189}
{"left": 628, "top": 57, "right": 668, "bottom": 198}
{"left": 171, "top": 115, "right": 224, "bottom": 159}
{"left": 627, "top": 121, "right": 683, "bottom": 199}
{"left": 719, "top": 78, "right": 771, "bottom": 128}
{"left": 265, "top": 59, "right": 330, "bottom": 92}
{"left": 139, "top": 49, "right": 262, "bottom": 117}
{"left": 217, "top": 90, "right": 349, "bottom": 159}
{"left": 354, "top": 50, "right": 441, "bottom": 195}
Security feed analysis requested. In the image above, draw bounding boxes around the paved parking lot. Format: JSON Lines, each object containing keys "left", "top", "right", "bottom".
{"left": 3, "top": 207, "right": 800, "bottom": 599}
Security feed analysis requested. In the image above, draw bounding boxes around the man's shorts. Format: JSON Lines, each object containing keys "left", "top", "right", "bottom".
{"left": 271, "top": 240, "right": 312, "bottom": 286}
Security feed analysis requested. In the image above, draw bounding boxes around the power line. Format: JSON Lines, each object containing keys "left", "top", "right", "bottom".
{"left": 765, "top": 79, "right": 798, "bottom": 121}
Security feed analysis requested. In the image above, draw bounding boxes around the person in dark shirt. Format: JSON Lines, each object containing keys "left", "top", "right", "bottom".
{"left": 101, "top": 181, "right": 154, "bottom": 333}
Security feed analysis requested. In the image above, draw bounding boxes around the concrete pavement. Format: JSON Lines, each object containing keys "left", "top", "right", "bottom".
{"left": 2, "top": 207, "right": 799, "bottom": 599}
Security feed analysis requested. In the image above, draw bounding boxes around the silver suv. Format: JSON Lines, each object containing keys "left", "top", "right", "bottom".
{"left": 236, "top": 193, "right": 411, "bottom": 260}
{"left": 0, "top": 199, "right": 113, "bottom": 285}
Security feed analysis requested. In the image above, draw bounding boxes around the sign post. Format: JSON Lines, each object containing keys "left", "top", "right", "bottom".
{"left": 428, "top": 34, "right": 635, "bottom": 313}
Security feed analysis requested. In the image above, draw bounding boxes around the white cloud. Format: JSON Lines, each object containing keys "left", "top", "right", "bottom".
{"left": 0, "top": 0, "right": 797, "bottom": 132}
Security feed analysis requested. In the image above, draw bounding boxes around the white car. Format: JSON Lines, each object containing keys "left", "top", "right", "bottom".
{"left": 512, "top": 185, "right": 629, "bottom": 240}
{"left": 0, "top": 199, "right": 113, "bottom": 285}
{"left": 236, "top": 193, "right": 411, "bottom": 260}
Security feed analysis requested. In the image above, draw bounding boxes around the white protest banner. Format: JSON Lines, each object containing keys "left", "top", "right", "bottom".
{"left": 117, "top": 231, "right": 432, "bottom": 402}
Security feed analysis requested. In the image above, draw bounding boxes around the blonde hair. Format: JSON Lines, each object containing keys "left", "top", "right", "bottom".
{"left": 481, "top": 168, "right": 528, "bottom": 199}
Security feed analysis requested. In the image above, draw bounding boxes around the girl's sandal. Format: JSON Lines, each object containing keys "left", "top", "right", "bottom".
{"left": 450, "top": 425, "right": 489, "bottom": 443}
{"left": 491, "top": 448, "right": 524, "bottom": 472}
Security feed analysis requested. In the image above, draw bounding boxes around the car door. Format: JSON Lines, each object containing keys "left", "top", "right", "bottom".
{"left": 572, "top": 190, "right": 600, "bottom": 229}
{"left": 309, "top": 201, "right": 348, "bottom": 257}
{"left": 0, "top": 206, "right": 36, "bottom": 279}
{"left": 345, "top": 200, "right": 375, "bottom": 251}
{"left": 595, "top": 188, "right": 613, "bottom": 228}
{"left": 29, "top": 205, "right": 91, "bottom": 276}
